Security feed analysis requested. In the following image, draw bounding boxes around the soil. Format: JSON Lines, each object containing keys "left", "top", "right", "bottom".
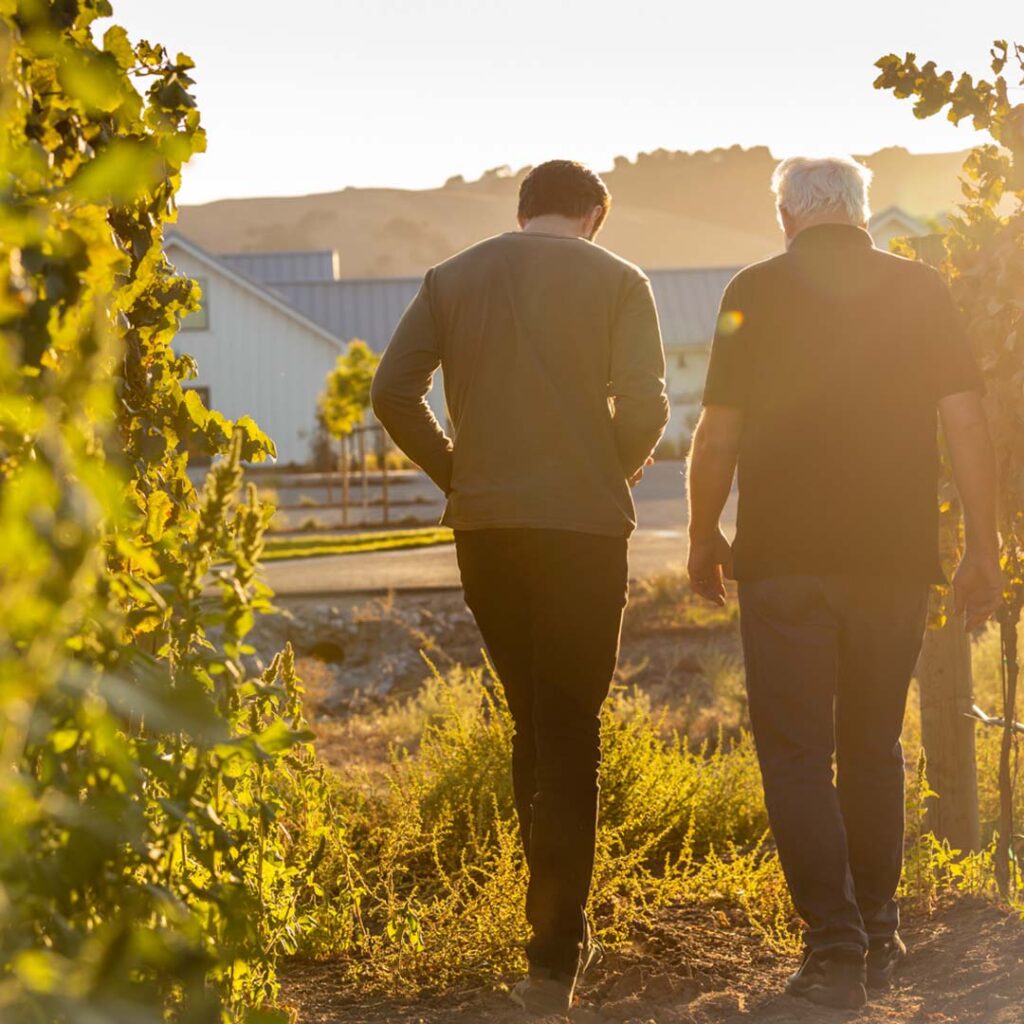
{"left": 281, "top": 896, "right": 1024, "bottom": 1024}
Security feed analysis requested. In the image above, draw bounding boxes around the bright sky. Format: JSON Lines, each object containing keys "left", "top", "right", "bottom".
{"left": 101, "top": 0, "right": 1019, "bottom": 206}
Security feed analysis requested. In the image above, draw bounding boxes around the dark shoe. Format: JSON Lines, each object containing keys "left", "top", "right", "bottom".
{"left": 786, "top": 948, "right": 867, "bottom": 1010}
{"left": 509, "top": 973, "right": 574, "bottom": 1015}
{"left": 867, "top": 933, "right": 906, "bottom": 990}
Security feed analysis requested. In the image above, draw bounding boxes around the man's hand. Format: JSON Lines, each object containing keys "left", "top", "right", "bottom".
{"left": 686, "top": 407, "right": 741, "bottom": 603}
{"left": 940, "top": 391, "right": 1000, "bottom": 632}
{"left": 688, "top": 529, "right": 734, "bottom": 606}
{"left": 628, "top": 457, "right": 655, "bottom": 488}
{"left": 952, "top": 549, "right": 1003, "bottom": 632}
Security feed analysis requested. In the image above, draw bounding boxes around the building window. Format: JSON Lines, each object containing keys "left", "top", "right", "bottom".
{"left": 181, "top": 276, "right": 210, "bottom": 330}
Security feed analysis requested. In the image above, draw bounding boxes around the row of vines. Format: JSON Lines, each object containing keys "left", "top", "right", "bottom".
{"left": 0, "top": 2, "right": 353, "bottom": 1020}
{"left": 875, "top": 41, "right": 1024, "bottom": 892}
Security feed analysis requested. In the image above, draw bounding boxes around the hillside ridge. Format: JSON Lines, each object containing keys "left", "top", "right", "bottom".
{"left": 177, "top": 145, "right": 970, "bottom": 278}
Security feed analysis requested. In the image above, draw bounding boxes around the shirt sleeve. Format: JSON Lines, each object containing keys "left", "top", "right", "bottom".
{"left": 921, "top": 268, "right": 984, "bottom": 400}
{"left": 608, "top": 274, "right": 670, "bottom": 477}
{"left": 370, "top": 271, "right": 454, "bottom": 493}
{"left": 702, "top": 275, "right": 752, "bottom": 408}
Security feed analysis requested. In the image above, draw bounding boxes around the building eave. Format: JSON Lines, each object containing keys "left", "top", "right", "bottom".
{"left": 164, "top": 232, "right": 346, "bottom": 353}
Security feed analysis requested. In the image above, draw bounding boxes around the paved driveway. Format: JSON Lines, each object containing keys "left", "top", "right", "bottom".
{"left": 259, "top": 462, "right": 736, "bottom": 597}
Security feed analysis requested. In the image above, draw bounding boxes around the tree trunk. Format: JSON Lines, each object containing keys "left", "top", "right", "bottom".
{"left": 917, "top": 617, "right": 981, "bottom": 853}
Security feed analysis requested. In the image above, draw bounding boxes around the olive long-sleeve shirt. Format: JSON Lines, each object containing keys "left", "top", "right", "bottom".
{"left": 371, "top": 231, "right": 669, "bottom": 537}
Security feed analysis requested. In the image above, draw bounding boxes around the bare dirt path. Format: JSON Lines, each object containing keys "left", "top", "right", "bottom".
{"left": 282, "top": 897, "right": 1024, "bottom": 1024}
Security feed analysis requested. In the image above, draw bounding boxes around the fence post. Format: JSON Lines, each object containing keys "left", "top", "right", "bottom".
{"left": 341, "top": 434, "right": 350, "bottom": 527}
{"left": 358, "top": 426, "right": 368, "bottom": 524}
{"left": 917, "top": 617, "right": 981, "bottom": 853}
{"left": 380, "top": 428, "right": 390, "bottom": 526}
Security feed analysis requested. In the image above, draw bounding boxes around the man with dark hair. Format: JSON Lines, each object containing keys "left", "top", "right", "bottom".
{"left": 372, "top": 159, "right": 669, "bottom": 1015}
{"left": 517, "top": 158, "right": 611, "bottom": 231}
{"left": 687, "top": 156, "right": 1001, "bottom": 1010}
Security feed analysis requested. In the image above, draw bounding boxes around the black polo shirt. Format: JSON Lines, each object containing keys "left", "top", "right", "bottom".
{"left": 703, "top": 224, "right": 982, "bottom": 583}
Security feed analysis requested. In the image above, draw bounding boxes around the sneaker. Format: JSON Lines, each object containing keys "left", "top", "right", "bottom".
{"left": 786, "top": 948, "right": 867, "bottom": 1010}
{"left": 867, "top": 933, "right": 906, "bottom": 990}
{"left": 509, "top": 973, "right": 575, "bottom": 1016}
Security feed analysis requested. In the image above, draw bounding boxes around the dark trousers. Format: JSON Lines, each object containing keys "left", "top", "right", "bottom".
{"left": 738, "top": 575, "right": 929, "bottom": 954}
{"left": 454, "top": 528, "right": 629, "bottom": 978}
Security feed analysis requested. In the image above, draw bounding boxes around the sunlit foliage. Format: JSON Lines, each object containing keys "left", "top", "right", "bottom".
{"left": 318, "top": 339, "right": 380, "bottom": 441}
{"left": 0, "top": 3, "right": 344, "bottom": 1020}
{"left": 876, "top": 40, "right": 1024, "bottom": 897}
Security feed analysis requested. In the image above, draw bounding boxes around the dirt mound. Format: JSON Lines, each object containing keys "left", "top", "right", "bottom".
{"left": 281, "top": 897, "right": 1024, "bottom": 1023}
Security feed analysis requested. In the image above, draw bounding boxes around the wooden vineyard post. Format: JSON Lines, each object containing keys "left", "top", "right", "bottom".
{"left": 380, "top": 428, "right": 390, "bottom": 526}
{"left": 917, "top": 618, "right": 981, "bottom": 853}
{"left": 994, "top": 601, "right": 1022, "bottom": 896}
{"left": 341, "top": 434, "right": 350, "bottom": 527}
{"left": 358, "top": 426, "right": 369, "bottom": 524}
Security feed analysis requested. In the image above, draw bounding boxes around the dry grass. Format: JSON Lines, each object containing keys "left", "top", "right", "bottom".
{"left": 274, "top": 587, "right": 1023, "bottom": 1005}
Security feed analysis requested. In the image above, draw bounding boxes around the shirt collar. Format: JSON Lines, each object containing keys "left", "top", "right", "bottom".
{"left": 788, "top": 223, "right": 874, "bottom": 251}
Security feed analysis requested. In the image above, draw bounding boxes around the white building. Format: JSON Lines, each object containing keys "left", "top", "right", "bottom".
{"left": 165, "top": 234, "right": 346, "bottom": 465}
{"left": 868, "top": 206, "right": 930, "bottom": 252}
{"left": 165, "top": 207, "right": 928, "bottom": 464}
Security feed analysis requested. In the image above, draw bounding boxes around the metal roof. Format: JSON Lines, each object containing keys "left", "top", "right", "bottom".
{"left": 869, "top": 206, "right": 929, "bottom": 235}
{"left": 218, "top": 249, "right": 339, "bottom": 284}
{"left": 271, "top": 278, "right": 423, "bottom": 349}
{"left": 181, "top": 210, "right": 934, "bottom": 357}
{"left": 272, "top": 267, "right": 741, "bottom": 352}
{"left": 647, "top": 267, "right": 739, "bottom": 348}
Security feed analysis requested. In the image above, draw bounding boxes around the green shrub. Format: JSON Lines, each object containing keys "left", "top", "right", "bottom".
{"left": 284, "top": 660, "right": 1023, "bottom": 998}
{"left": 283, "top": 665, "right": 786, "bottom": 994}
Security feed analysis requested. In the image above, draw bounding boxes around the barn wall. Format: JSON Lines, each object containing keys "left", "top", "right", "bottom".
{"left": 168, "top": 247, "right": 340, "bottom": 466}
{"left": 664, "top": 345, "right": 711, "bottom": 446}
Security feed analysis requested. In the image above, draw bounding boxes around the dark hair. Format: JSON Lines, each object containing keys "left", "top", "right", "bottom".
{"left": 517, "top": 160, "right": 611, "bottom": 228}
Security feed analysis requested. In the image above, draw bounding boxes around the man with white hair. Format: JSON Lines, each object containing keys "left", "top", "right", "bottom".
{"left": 686, "top": 156, "right": 1001, "bottom": 1009}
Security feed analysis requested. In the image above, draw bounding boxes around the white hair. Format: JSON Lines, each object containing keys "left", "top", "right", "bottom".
{"left": 771, "top": 156, "right": 873, "bottom": 228}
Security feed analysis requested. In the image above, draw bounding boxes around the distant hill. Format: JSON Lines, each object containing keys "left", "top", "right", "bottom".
{"left": 176, "top": 145, "right": 970, "bottom": 278}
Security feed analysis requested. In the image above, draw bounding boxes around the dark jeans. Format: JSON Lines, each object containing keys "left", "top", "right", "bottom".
{"left": 455, "top": 528, "right": 629, "bottom": 978}
{"left": 738, "top": 575, "right": 929, "bottom": 955}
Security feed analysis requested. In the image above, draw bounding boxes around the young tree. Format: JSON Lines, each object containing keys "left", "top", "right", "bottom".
{"left": 318, "top": 339, "right": 382, "bottom": 517}
{"left": 318, "top": 338, "right": 380, "bottom": 440}
{"left": 875, "top": 42, "right": 1024, "bottom": 893}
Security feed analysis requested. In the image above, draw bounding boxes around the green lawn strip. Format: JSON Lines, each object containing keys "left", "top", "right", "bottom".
{"left": 260, "top": 527, "right": 454, "bottom": 562}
